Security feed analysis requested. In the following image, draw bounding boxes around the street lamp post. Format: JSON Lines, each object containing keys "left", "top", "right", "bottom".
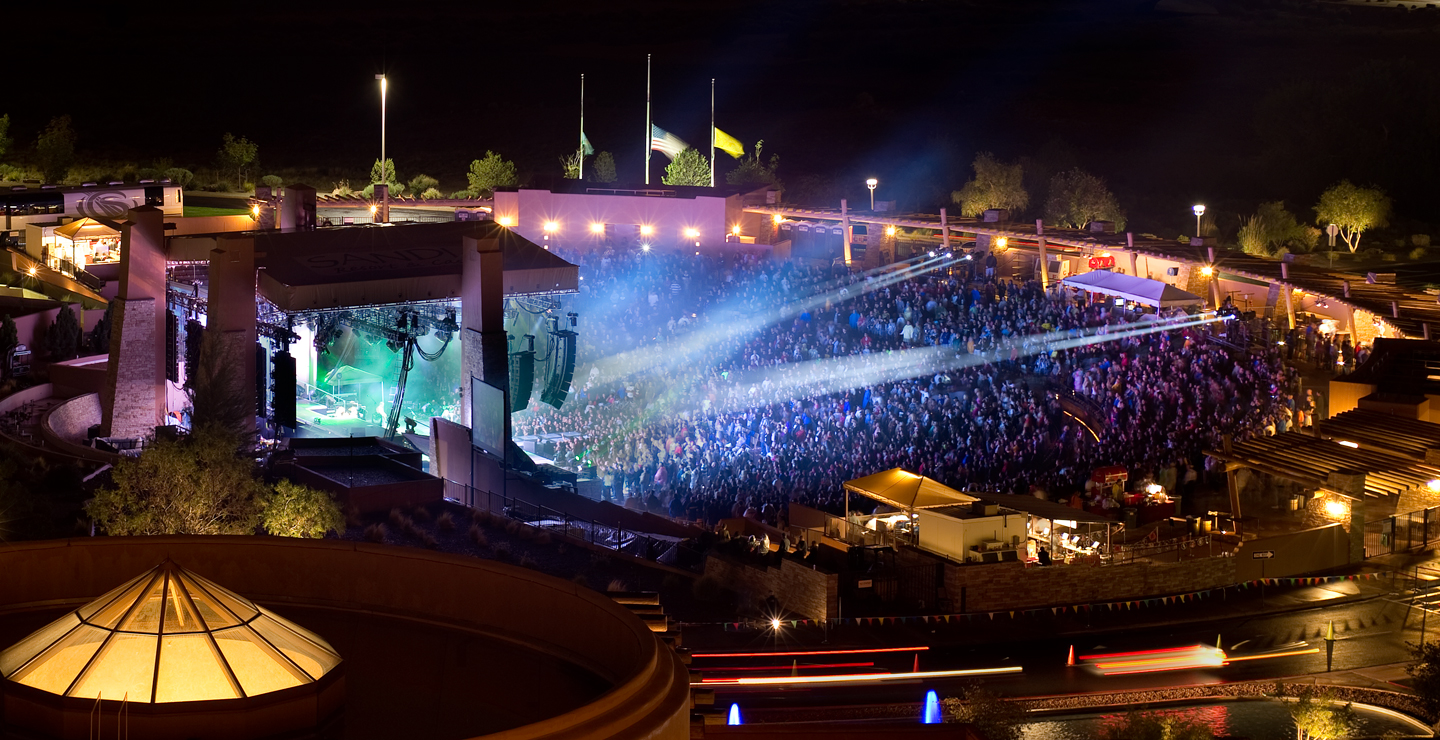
{"left": 866, "top": 178, "right": 878, "bottom": 210}
{"left": 1192, "top": 204, "right": 1206, "bottom": 238}
{"left": 376, "top": 73, "right": 388, "bottom": 223}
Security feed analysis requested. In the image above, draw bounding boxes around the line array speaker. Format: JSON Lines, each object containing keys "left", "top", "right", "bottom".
{"left": 540, "top": 330, "right": 576, "bottom": 409}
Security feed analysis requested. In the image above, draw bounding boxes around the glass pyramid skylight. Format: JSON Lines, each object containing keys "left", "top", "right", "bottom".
{"left": 0, "top": 560, "right": 341, "bottom": 703}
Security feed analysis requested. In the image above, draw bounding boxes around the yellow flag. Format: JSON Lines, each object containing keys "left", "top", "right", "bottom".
{"left": 713, "top": 127, "right": 744, "bottom": 159}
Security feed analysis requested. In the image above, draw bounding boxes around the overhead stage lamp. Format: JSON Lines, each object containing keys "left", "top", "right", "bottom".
{"left": 684, "top": 228, "right": 699, "bottom": 239}
{"left": 543, "top": 221, "right": 559, "bottom": 233}
{"left": 641, "top": 244, "right": 651, "bottom": 252}
{"left": 496, "top": 216, "right": 514, "bottom": 227}
{"left": 589, "top": 222, "right": 604, "bottom": 234}
{"left": 640, "top": 224, "right": 654, "bottom": 236}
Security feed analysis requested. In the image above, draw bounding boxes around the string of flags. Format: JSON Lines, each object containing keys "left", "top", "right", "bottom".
{"left": 707, "top": 573, "right": 1383, "bottom": 631}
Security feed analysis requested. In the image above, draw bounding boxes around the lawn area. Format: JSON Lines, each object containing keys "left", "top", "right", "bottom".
{"left": 183, "top": 205, "right": 250, "bottom": 217}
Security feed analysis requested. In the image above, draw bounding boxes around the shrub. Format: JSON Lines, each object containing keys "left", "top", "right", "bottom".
{"left": 411, "top": 505, "right": 432, "bottom": 522}
{"left": 1410, "top": 247, "right": 1429, "bottom": 261}
{"left": 535, "top": 530, "right": 553, "bottom": 545}
{"left": 493, "top": 543, "right": 513, "bottom": 562}
{"left": 504, "top": 520, "right": 521, "bottom": 536}
{"left": 364, "top": 523, "right": 386, "bottom": 543}
{"left": 468, "top": 523, "right": 488, "bottom": 548}
{"left": 1412, "top": 234, "right": 1432, "bottom": 247}
{"left": 260, "top": 175, "right": 283, "bottom": 189}
{"left": 473, "top": 509, "right": 493, "bottom": 526}
{"left": 420, "top": 532, "right": 439, "bottom": 549}
{"left": 436, "top": 511, "right": 455, "bottom": 532}
{"left": 163, "top": 168, "right": 194, "bottom": 189}
{"left": 519, "top": 554, "right": 538, "bottom": 568}
{"left": 388, "top": 508, "right": 407, "bottom": 528}
{"left": 606, "top": 579, "right": 629, "bottom": 593}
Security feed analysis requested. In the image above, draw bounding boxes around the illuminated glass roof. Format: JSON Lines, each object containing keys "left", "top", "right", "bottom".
{"left": 0, "top": 560, "right": 341, "bottom": 703}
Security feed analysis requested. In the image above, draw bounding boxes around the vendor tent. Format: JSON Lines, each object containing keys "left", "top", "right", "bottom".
{"left": 843, "top": 469, "right": 978, "bottom": 510}
{"left": 1062, "top": 271, "right": 1205, "bottom": 308}
{"left": 53, "top": 217, "right": 120, "bottom": 242}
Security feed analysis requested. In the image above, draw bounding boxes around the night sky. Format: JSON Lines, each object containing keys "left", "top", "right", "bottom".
{"left": 8, "top": 1, "right": 1440, "bottom": 229}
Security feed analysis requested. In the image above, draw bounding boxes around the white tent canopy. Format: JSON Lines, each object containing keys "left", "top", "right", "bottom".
{"left": 1062, "top": 270, "right": 1206, "bottom": 308}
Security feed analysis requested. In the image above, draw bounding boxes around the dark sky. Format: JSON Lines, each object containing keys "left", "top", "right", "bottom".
{"left": 7, "top": 1, "right": 1440, "bottom": 228}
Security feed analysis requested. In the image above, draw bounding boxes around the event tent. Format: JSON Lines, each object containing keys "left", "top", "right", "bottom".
{"left": 1061, "top": 270, "right": 1206, "bottom": 308}
{"left": 843, "top": 468, "right": 978, "bottom": 511}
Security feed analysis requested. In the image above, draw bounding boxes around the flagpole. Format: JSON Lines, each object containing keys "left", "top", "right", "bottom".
{"left": 645, "top": 54, "right": 651, "bottom": 186}
{"left": 579, "top": 73, "right": 585, "bottom": 181}
{"left": 710, "top": 78, "right": 716, "bottom": 188}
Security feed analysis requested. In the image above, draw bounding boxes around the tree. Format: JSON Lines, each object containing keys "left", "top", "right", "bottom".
{"left": 1097, "top": 711, "right": 1213, "bottom": 740}
{"left": 87, "top": 302, "right": 114, "bottom": 355}
{"left": 466, "top": 151, "right": 518, "bottom": 197}
{"left": 1237, "top": 201, "right": 1319, "bottom": 257}
{"left": 217, "top": 132, "right": 259, "bottom": 191}
{"left": 36, "top": 115, "right": 76, "bottom": 184}
{"left": 589, "top": 151, "right": 617, "bottom": 183}
{"left": 260, "top": 174, "right": 283, "bottom": 189}
{"left": 420, "top": 187, "right": 443, "bottom": 200}
{"left": 662, "top": 148, "right": 711, "bottom": 187}
{"left": 86, "top": 426, "right": 265, "bottom": 536}
{"left": 952, "top": 152, "right": 1028, "bottom": 218}
{"left": 186, "top": 329, "right": 254, "bottom": 440}
{"left": 164, "top": 167, "right": 194, "bottom": 189}
{"left": 1315, "top": 180, "right": 1391, "bottom": 253}
{"left": 1409, "top": 640, "right": 1440, "bottom": 718}
{"left": 941, "top": 684, "right": 1023, "bottom": 740}
{"left": 370, "top": 158, "right": 401, "bottom": 190}
{"left": 1289, "top": 689, "right": 1358, "bottom": 740}
{"left": 260, "top": 480, "right": 344, "bottom": 538}
{"left": 45, "top": 305, "right": 80, "bottom": 361}
{"left": 0, "top": 114, "right": 11, "bottom": 159}
{"left": 726, "top": 140, "right": 781, "bottom": 189}
{"left": 0, "top": 314, "right": 16, "bottom": 354}
{"left": 1044, "top": 168, "right": 1125, "bottom": 230}
{"left": 560, "top": 147, "right": 584, "bottom": 179}
{"left": 407, "top": 174, "right": 439, "bottom": 194}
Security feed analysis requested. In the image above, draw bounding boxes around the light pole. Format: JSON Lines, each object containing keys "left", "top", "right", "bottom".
{"left": 1192, "top": 204, "right": 1205, "bottom": 238}
{"left": 375, "top": 73, "right": 388, "bottom": 223}
{"left": 866, "top": 178, "right": 878, "bottom": 210}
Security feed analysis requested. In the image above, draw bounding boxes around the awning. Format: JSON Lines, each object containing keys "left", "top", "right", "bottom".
{"left": 843, "top": 468, "right": 978, "bottom": 510}
{"left": 53, "top": 218, "right": 120, "bottom": 241}
{"left": 1062, "top": 270, "right": 1206, "bottom": 308}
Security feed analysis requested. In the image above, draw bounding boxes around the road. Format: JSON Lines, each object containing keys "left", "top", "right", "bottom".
{"left": 698, "top": 586, "right": 1432, "bottom": 711}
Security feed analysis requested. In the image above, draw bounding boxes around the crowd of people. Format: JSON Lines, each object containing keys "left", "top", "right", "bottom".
{"left": 512, "top": 246, "right": 1301, "bottom": 530}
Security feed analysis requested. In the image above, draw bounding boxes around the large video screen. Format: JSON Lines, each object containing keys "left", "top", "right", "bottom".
{"left": 470, "top": 377, "right": 506, "bottom": 457}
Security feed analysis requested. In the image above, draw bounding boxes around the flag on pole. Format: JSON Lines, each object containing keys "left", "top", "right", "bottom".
{"left": 581, "top": 132, "right": 595, "bottom": 156}
{"left": 713, "top": 128, "right": 744, "bottom": 158}
{"left": 650, "top": 125, "right": 688, "bottom": 161}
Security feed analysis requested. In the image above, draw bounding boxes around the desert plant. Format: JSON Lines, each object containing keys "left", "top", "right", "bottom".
{"left": 606, "top": 579, "right": 629, "bottom": 593}
{"left": 468, "top": 523, "right": 488, "bottom": 548}
{"left": 493, "top": 543, "right": 513, "bottom": 561}
{"left": 519, "top": 554, "right": 539, "bottom": 568}
{"left": 411, "top": 505, "right": 432, "bottom": 522}
{"left": 436, "top": 511, "right": 455, "bottom": 532}
{"left": 364, "top": 523, "right": 387, "bottom": 543}
{"left": 420, "top": 532, "right": 439, "bottom": 549}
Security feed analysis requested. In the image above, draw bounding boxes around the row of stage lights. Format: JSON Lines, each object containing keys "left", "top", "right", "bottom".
{"left": 494, "top": 217, "right": 734, "bottom": 240}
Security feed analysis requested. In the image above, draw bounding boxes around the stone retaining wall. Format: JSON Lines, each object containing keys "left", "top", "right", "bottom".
{"left": 944, "top": 555, "right": 1236, "bottom": 612}
{"left": 704, "top": 554, "right": 839, "bottom": 620}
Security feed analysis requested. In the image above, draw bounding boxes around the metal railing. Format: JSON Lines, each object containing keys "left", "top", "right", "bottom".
{"left": 1111, "top": 535, "right": 1213, "bottom": 565}
{"left": 1365, "top": 506, "right": 1440, "bottom": 558}
{"left": 443, "top": 479, "right": 704, "bottom": 571}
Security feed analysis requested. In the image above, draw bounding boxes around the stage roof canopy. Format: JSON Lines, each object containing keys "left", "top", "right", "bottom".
{"left": 843, "top": 468, "right": 979, "bottom": 510}
{"left": 170, "top": 221, "right": 577, "bottom": 312}
{"left": 1061, "top": 270, "right": 1206, "bottom": 308}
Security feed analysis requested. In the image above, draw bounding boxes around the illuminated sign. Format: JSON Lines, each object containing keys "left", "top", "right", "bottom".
{"left": 1088, "top": 255, "right": 1116, "bottom": 270}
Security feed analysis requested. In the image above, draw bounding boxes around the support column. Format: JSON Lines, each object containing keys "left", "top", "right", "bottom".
{"left": 1038, "top": 237, "right": 1049, "bottom": 290}
{"left": 461, "top": 232, "right": 509, "bottom": 445}
{"left": 1281, "top": 263, "right": 1296, "bottom": 329}
{"left": 1222, "top": 434, "right": 1242, "bottom": 537}
{"left": 840, "top": 199, "right": 852, "bottom": 267}
{"left": 207, "top": 235, "right": 258, "bottom": 439}
{"left": 940, "top": 207, "right": 950, "bottom": 252}
{"left": 1327, "top": 469, "right": 1368, "bottom": 562}
{"left": 101, "top": 205, "right": 168, "bottom": 439}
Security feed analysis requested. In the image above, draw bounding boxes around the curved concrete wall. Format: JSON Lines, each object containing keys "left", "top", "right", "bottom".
{"left": 0, "top": 537, "right": 690, "bottom": 740}
{"left": 39, "top": 392, "right": 116, "bottom": 464}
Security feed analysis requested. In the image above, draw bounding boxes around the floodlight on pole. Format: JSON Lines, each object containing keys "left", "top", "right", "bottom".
{"left": 866, "top": 178, "right": 878, "bottom": 210}
{"left": 376, "top": 73, "right": 388, "bottom": 223}
{"left": 1192, "top": 204, "right": 1206, "bottom": 237}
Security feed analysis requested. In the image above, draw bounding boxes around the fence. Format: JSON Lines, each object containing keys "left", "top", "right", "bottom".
{"left": 1365, "top": 506, "right": 1440, "bottom": 558}
{"left": 1111, "top": 535, "right": 1213, "bottom": 565}
{"left": 442, "top": 479, "right": 704, "bottom": 572}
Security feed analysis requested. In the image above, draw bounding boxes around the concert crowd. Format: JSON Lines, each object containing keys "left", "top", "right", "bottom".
{"left": 512, "top": 248, "right": 1303, "bottom": 529}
